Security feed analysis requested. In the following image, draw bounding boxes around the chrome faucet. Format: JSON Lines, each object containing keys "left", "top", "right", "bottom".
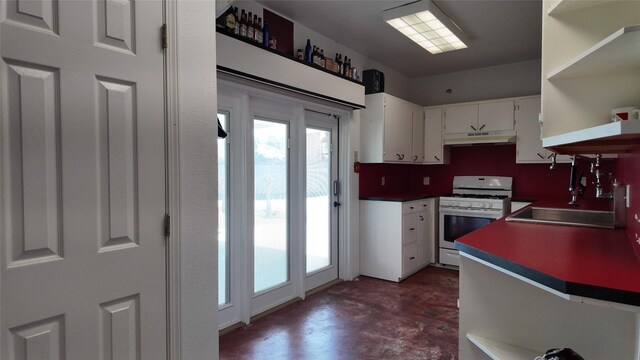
{"left": 568, "top": 155, "right": 591, "bottom": 205}
{"left": 590, "top": 154, "right": 614, "bottom": 199}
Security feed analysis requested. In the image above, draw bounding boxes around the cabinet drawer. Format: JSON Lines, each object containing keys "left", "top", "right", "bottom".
{"left": 439, "top": 248, "right": 460, "bottom": 267}
{"left": 402, "top": 242, "right": 419, "bottom": 275}
{"left": 402, "top": 214, "right": 419, "bottom": 244}
{"left": 402, "top": 201, "right": 421, "bottom": 214}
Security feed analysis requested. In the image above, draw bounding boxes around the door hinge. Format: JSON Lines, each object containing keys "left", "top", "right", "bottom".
{"left": 287, "top": 138, "right": 291, "bottom": 149}
{"left": 161, "top": 24, "right": 168, "bottom": 49}
{"left": 164, "top": 213, "right": 170, "bottom": 237}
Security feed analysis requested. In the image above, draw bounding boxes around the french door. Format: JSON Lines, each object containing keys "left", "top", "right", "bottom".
{"left": 304, "top": 111, "right": 339, "bottom": 292}
{"left": 217, "top": 87, "right": 341, "bottom": 328}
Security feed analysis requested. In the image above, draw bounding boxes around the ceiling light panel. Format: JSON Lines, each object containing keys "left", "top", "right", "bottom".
{"left": 383, "top": 0, "right": 468, "bottom": 54}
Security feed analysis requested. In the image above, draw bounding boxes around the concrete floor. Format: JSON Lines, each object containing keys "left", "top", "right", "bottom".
{"left": 219, "top": 266, "right": 459, "bottom": 360}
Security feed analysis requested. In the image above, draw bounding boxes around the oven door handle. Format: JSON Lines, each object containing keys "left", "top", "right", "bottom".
{"left": 439, "top": 208, "right": 503, "bottom": 218}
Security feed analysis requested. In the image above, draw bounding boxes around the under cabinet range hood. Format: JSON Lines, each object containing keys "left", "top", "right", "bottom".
{"left": 444, "top": 129, "right": 517, "bottom": 145}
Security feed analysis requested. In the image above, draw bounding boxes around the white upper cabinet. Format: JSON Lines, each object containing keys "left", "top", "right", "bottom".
{"left": 423, "top": 107, "right": 450, "bottom": 164}
{"left": 478, "top": 101, "right": 515, "bottom": 132}
{"left": 360, "top": 93, "right": 424, "bottom": 163}
{"left": 444, "top": 100, "right": 515, "bottom": 134}
{"left": 444, "top": 104, "right": 478, "bottom": 134}
{"left": 382, "top": 94, "right": 413, "bottom": 162}
{"left": 411, "top": 105, "right": 425, "bottom": 163}
{"left": 541, "top": 0, "right": 640, "bottom": 153}
{"left": 515, "top": 97, "right": 547, "bottom": 163}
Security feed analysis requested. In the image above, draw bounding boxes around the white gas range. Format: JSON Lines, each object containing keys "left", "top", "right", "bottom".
{"left": 438, "top": 176, "right": 513, "bottom": 267}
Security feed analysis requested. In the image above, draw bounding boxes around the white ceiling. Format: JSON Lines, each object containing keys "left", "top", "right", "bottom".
{"left": 255, "top": 0, "right": 542, "bottom": 78}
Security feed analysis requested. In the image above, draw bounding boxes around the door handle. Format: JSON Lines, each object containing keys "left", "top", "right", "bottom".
{"left": 434, "top": 156, "right": 440, "bottom": 161}
{"left": 413, "top": 155, "right": 418, "bottom": 161}
{"left": 537, "top": 153, "right": 544, "bottom": 159}
{"left": 333, "top": 201, "right": 341, "bottom": 207}
{"left": 333, "top": 180, "right": 340, "bottom": 196}
{"left": 479, "top": 124, "right": 486, "bottom": 130}
{"left": 470, "top": 125, "right": 477, "bottom": 131}
{"left": 409, "top": 227, "right": 415, "bottom": 231}
{"left": 409, "top": 256, "right": 416, "bottom": 260}
{"left": 419, "top": 215, "right": 424, "bottom": 221}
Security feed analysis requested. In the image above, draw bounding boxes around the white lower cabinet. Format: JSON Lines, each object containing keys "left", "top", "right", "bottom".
{"left": 360, "top": 198, "right": 436, "bottom": 282}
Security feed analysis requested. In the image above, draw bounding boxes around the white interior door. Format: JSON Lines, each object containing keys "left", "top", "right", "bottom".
{"left": 1, "top": 2, "right": 167, "bottom": 359}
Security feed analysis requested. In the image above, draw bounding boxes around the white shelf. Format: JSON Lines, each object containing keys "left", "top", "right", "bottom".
{"left": 548, "top": 0, "right": 611, "bottom": 15}
{"left": 543, "top": 120, "right": 640, "bottom": 154}
{"left": 466, "top": 334, "right": 542, "bottom": 360}
{"left": 547, "top": 25, "right": 640, "bottom": 80}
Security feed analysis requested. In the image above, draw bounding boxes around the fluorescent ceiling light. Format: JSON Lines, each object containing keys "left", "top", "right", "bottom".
{"left": 383, "top": 0, "right": 468, "bottom": 54}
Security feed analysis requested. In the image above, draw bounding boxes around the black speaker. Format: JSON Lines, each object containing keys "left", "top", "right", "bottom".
{"left": 363, "top": 69, "right": 385, "bottom": 94}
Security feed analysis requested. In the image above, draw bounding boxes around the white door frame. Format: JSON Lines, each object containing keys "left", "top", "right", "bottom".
{"left": 166, "top": 2, "right": 219, "bottom": 359}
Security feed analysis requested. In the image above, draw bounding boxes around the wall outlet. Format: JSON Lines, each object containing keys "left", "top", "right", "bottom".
{"left": 423, "top": 176, "right": 430, "bottom": 185}
{"left": 381, "top": 176, "right": 385, "bottom": 186}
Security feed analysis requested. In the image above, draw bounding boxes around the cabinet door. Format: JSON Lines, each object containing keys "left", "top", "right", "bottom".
{"left": 444, "top": 104, "right": 478, "bottom": 134}
{"left": 424, "top": 107, "right": 447, "bottom": 164}
{"left": 417, "top": 199, "right": 435, "bottom": 266}
{"left": 383, "top": 95, "right": 413, "bottom": 162}
{"left": 515, "top": 97, "right": 548, "bottom": 163}
{"left": 479, "top": 100, "right": 514, "bottom": 131}
{"left": 411, "top": 106, "right": 425, "bottom": 162}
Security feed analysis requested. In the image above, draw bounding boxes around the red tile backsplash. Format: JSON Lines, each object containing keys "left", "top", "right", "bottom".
{"left": 616, "top": 145, "right": 640, "bottom": 255}
{"left": 359, "top": 144, "right": 616, "bottom": 200}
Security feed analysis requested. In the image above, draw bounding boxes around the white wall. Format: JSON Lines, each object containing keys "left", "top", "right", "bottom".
{"left": 232, "top": 0, "right": 412, "bottom": 100}
{"left": 409, "top": 59, "right": 542, "bottom": 106}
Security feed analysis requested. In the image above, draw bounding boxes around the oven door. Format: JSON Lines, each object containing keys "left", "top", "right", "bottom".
{"left": 439, "top": 207, "right": 502, "bottom": 250}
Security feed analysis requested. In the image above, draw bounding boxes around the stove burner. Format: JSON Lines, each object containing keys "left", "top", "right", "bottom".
{"left": 445, "top": 193, "right": 509, "bottom": 200}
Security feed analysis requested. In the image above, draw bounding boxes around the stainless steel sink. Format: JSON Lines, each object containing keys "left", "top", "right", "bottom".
{"left": 506, "top": 206, "right": 614, "bottom": 229}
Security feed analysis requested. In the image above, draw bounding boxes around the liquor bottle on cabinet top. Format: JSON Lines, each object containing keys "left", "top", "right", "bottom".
{"left": 257, "top": 17, "right": 263, "bottom": 44}
{"left": 252, "top": 14, "right": 258, "bottom": 42}
{"left": 233, "top": 7, "right": 240, "bottom": 35}
{"left": 239, "top": 10, "right": 247, "bottom": 38}
{"left": 312, "top": 46, "right": 317, "bottom": 65}
{"left": 304, "top": 39, "right": 312, "bottom": 63}
{"left": 247, "top": 12, "right": 253, "bottom": 39}
{"left": 224, "top": 7, "right": 235, "bottom": 33}
{"left": 262, "top": 20, "right": 269, "bottom": 47}
{"left": 320, "top": 49, "right": 325, "bottom": 68}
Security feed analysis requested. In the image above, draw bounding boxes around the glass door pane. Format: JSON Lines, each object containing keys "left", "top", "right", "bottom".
{"left": 218, "top": 112, "right": 229, "bottom": 306}
{"left": 254, "top": 120, "right": 289, "bottom": 293}
{"left": 306, "top": 128, "right": 331, "bottom": 273}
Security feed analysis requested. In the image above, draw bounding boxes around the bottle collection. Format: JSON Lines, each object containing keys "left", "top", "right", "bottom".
{"left": 219, "top": 8, "right": 360, "bottom": 82}
{"left": 299, "top": 39, "right": 359, "bottom": 81}
{"left": 223, "top": 7, "right": 274, "bottom": 49}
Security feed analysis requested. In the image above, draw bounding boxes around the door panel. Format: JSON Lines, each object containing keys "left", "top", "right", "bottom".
{"left": 444, "top": 104, "right": 478, "bottom": 134}
{"left": 253, "top": 119, "right": 289, "bottom": 293}
{"left": 1, "top": 2, "right": 166, "bottom": 359}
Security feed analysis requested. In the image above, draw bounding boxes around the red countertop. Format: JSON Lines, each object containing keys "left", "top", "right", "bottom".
{"left": 455, "top": 200, "right": 640, "bottom": 306}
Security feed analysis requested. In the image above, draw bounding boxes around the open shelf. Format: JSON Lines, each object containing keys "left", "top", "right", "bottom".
{"left": 543, "top": 120, "right": 640, "bottom": 154}
{"left": 547, "top": 0, "right": 612, "bottom": 15}
{"left": 466, "top": 334, "right": 542, "bottom": 360}
{"left": 547, "top": 25, "right": 640, "bottom": 80}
